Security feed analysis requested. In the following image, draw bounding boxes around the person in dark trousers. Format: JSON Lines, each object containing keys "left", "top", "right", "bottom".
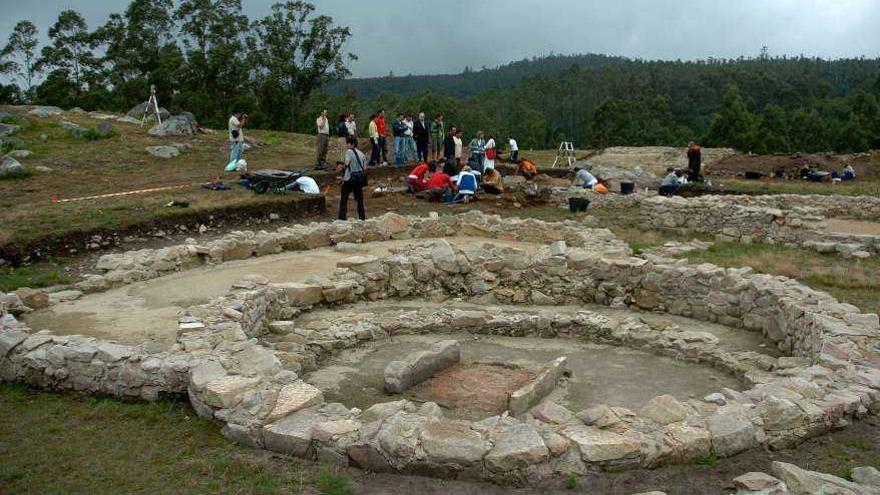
{"left": 338, "top": 137, "right": 367, "bottom": 220}
{"left": 687, "top": 141, "right": 702, "bottom": 182}
{"left": 413, "top": 112, "right": 430, "bottom": 162}
{"left": 392, "top": 113, "right": 407, "bottom": 165}
{"left": 375, "top": 109, "right": 388, "bottom": 165}
{"left": 443, "top": 127, "right": 457, "bottom": 163}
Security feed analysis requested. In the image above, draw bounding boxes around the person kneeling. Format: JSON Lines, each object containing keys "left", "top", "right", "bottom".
{"left": 453, "top": 165, "right": 478, "bottom": 204}
{"left": 407, "top": 161, "right": 430, "bottom": 193}
{"left": 283, "top": 175, "right": 321, "bottom": 194}
{"left": 659, "top": 167, "right": 681, "bottom": 196}
{"left": 424, "top": 161, "right": 456, "bottom": 202}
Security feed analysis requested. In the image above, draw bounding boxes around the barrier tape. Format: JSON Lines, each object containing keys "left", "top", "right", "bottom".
{"left": 51, "top": 183, "right": 198, "bottom": 204}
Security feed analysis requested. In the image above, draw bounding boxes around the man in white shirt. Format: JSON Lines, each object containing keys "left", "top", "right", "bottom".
{"left": 403, "top": 115, "right": 415, "bottom": 163}
{"left": 228, "top": 110, "right": 246, "bottom": 165}
{"left": 508, "top": 136, "right": 519, "bottom": 163}
{"left": 284, "top": 175, "right": 321, "bottom": 194}
{"left": 315, "top": 109, "right": 330, "bottom": 169}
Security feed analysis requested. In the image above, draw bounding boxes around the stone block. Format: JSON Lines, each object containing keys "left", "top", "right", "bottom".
{"left": 266, "top": 380, "right": 324, "bottom": 422}
{"left": 384, "top": 340, "right": 460, "bottom": 394}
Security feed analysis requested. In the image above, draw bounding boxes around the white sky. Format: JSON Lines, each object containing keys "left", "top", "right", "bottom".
{"left": 1, "top": 0, "right": 878, "bottom": 78}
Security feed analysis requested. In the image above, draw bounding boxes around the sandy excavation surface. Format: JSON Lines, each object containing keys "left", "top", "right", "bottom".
{"left": 23, "top": 237, "right": 541, "bottom": 347}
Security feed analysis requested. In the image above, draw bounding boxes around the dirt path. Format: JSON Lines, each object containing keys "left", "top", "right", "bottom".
{"left": 824, "top": 218, "right": 880, "bottom": 236}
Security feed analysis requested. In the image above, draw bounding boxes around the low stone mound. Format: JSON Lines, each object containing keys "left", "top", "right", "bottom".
{"left": 0, "top": 156, "right": 27, "bottom": 179}
{"left": 148, "top": 112, "right": 198, "bottom": 137}
{"left": 578, "top": 146, "right": 737, "bottom": 178}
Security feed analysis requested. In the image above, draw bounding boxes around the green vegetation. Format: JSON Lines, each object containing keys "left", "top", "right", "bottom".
{"left": 695, "top": 452, "right": 719, "bottom": 467}
{"left": 314, "top": 466, "right": 354, "bottom": 495}
{"left": 680, "top": 242, "right": 880, "bottom": 314}
{"left": 564, "top": 471, "right": 578, "bottom": 489}
{"left": 0, "top": 260, "right": 71, "bottom": 291}
{"left": 0, "top": 382, "right": 315, "bottom": 495}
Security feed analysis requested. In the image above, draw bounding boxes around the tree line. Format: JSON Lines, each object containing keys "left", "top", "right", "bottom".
{"left": 0, "top": 1, "right": 354, "bottom": 132}
{"left": 2, "top": 1, "right": 879, "bottom": 154}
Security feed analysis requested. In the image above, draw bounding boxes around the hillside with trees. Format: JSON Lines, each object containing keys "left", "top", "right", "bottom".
{"left": 2, "top": 1, "right": 879, "bottom": 154}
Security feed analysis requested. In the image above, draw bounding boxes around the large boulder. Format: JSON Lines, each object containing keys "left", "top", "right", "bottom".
{"left": 126, "top": 101, "right": 170, "bottom": 121}
{"left": 0, "top": 156, "right": 27, "bottom": 179}
{"left": 148, "top": 112, "right": 198, "bottom": 137}
{"left": 771, "top": 461, "right": 879, "bottom": 495}
{"left": 484, "top": 423, "right": 549, "bottom": 472}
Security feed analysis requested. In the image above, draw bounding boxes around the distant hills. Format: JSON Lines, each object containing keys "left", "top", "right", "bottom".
{"left": 328, "top": 53, "right": 625, "bottom": 97}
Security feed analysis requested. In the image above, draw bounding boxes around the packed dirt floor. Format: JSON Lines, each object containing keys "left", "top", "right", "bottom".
{"left": 307, "top": 332, "right": 743, "bottom": 420}
{"left": 824, "top": 218, "right": 880, "bottom": 236}
{"left": 709, "top": 151, "right": 878, "bottom": 178}
{"left": 22, "top": 237, "right": 543, "bottom": 346}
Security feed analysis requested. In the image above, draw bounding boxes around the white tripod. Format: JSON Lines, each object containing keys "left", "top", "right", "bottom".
{"left": 139, "top": 84, "right": 163, "bottom": 127}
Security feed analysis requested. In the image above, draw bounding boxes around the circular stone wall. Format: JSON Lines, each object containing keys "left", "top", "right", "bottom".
{"left": 1, "top": 211, "right": 878, "bottom": 484}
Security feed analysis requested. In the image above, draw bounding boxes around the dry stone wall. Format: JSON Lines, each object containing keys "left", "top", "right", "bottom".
{"left": 640, "top": 195, "right": 880, "bottom": 257}
{"left": 2, "top": 211, "right": 879, "bottom": 485}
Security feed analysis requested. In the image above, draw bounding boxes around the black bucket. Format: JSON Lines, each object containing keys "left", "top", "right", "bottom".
{"left": 620, "top": 181, "right": 635, "bottom": 195}
{"left": 744, "top": 171, "right": 763, "bottom": 180}
{"left": 568, "top": 197, "right": 590, "bottom": 213}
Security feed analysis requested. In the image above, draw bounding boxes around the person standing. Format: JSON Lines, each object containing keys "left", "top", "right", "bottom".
{"left": 392, "top": 113, "right": 407, "bottom": 165}
{"left": 228, "top": 110, "right": 247, "bottom": 165}
{"left": 368, "top": 114, "right": 379, "bottom": 165}
{"left": 375, "top": 109, "right": 388, "bottom": 165}
{"left": 483, "top": 134, "right": 497, "bottom": 171}
{"left": 687, "top": 141, "right": 702, "bottom": 182}
{"left": 508, "top": 135, "right": 519, "bottom": 164}
{"left": 443, "top": 127, "right": 456, "bottom": 164}
{"left": 414, "top": 112, "right": 430, "bottom": 162}
{"left": 338, "top": 137, "right": 367, "bottom": 220}
{"left": 403, "top": 115, "right": 416, "bottom": 163}
{"left": 430, "top": 114, "right": 445, "bottom": 161}
{"left": 453, "top": 129, "right": 464, "bottom": 168}
{"left": 315, "top": 109, "right": 330, "bottom": 169}
{"left": 469, "top": 131, "right": 486, "bottom": 172}
{"left": 344, "top": 113, "right": 357, "bottom": 139}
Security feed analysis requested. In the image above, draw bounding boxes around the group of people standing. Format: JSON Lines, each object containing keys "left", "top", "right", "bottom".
{"left": 314, "top": 109, "right": 512, "bottom": 173}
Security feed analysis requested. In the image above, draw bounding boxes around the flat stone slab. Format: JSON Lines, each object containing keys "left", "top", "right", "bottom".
{"left": 267, "top": 380, "right": 324, "bottom": 422}
{"left": 384, "top": 340, "right": 460, "bottom": 394}
{"left": 508, "top": 357, "right": 567, "bottom": 416}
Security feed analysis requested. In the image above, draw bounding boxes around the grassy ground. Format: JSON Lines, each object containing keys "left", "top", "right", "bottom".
{"left": 679, "top": 241, "right": 880, "bottom": 314}
{"left": 0, "top": 106, "right": 321, "bottom": 247}
{"left": 0, "top": 382, "right": 357, "bottom": 495}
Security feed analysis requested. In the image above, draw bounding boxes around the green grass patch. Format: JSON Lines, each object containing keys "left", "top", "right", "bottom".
{"left": 695, "top": 452, "right": 718, "bottom": 467}
{"left": 0, "top": 260, "right": 71, "bottom": 291}
{"left": 0, "top": 382, "right": 307, "bottom": 495}
{"left": 314, "top": 466, "right": 354, "bottom": 495}
{"left": 679, "top": 241, "right": 880, "bottom": 314}
{"left": 720, "top": 178, "right": 880, "bottom": 197}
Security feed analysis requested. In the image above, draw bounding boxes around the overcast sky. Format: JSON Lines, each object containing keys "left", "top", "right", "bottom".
{"left": 2, "top": 0, "right": 879, "bottom": 79}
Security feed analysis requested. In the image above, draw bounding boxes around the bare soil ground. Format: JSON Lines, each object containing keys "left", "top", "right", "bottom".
{"left": 824, "top": 218, "right": 880, "bottom": 236}
{"left": 412, "top": 363, "right": 534, "bottom": 414}
{"left": 709, "top": 151, "right": 879, "bottom": 179}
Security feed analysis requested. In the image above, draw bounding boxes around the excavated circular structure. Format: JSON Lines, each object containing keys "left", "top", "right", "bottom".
{"left": 1, "top": 211, "right": 879, "bottom": 485}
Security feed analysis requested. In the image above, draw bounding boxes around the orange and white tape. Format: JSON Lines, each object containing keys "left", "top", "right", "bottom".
{"left": 52, "top": 183, "right": 197, "bottom": 203}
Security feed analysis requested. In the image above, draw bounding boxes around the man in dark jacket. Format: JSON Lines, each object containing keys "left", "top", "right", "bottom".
{"left": 413, "top": 112, "right": 430, "bottom": 162}
{"left": 443, "top": 127, "right": 457, "bottom": 163}
{"left": 392, "top": 114, "right": 407, "bottom": 165}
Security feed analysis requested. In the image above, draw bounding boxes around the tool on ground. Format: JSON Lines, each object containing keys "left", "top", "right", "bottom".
{"left": 51, "top": 183, "right": 196, "bottom": 203}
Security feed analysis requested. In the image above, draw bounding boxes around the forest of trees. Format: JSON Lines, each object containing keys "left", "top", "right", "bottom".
{"left": 2, "top": 1, "right": 879, "bottom": 154}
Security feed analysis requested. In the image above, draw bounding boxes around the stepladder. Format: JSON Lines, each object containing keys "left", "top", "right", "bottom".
{"left": 551, "top": 141, "right": 576, "bottom": 168}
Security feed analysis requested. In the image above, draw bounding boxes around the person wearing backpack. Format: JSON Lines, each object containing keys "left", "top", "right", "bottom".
{"left": 338, "top": 137, "right": 368, "bottom": 220}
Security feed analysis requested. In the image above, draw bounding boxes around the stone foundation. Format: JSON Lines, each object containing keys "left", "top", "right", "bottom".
{"left": 1, "top": 211, "right": 878, "bottom": 485}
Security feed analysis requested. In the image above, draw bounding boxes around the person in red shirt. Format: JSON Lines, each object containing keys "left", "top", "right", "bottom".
{"left": 375, "top": 110, "right": 388, "bottom": 165}
{"left": 424, "top": 159, "right": 456, "bottom": 201}
{"left": 407, "top": 161, "right": 430, "bottom": 192}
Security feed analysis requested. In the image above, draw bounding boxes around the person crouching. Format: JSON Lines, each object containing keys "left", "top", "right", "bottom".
{"left": 424, "top": 160, "right": 456, "bottom": 202}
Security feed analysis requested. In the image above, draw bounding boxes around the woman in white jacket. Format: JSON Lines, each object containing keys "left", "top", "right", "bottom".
{"left": 483, "top": 134, "right": 497, "bottom": 170}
